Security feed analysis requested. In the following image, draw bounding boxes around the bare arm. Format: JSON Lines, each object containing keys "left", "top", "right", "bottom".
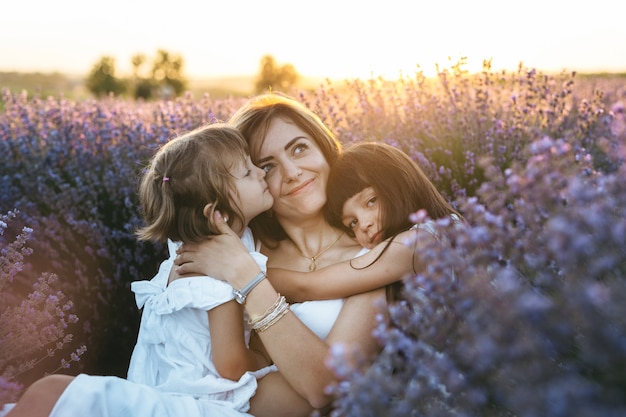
{"left": 269, "top": 229, "right": 427, "bottom": 302}
{"left": 174, "top": 213, "right": 384, "bottom": 411}
{"left": 208, "top": 300, "right": 270, "bottom": 379}
{"left": 245, "top": 280, "right": 384, "bottom": 409}
{"left": 166, "top": 260, "right": 269, "bottom": 380}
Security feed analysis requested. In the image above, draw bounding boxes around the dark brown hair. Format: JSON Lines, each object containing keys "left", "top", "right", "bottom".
{"left": 325, "top": 141, "right": 461, "bottom": 302}
{"left": 325, "top": 141, "right": 459, "bottom": 239}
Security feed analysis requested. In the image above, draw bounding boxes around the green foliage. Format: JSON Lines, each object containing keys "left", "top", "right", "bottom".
{"left": 84, "top": 49, "right": 188, "bottom": 100}
{"left": 254, "top": 54, "right": 299, "bottom": 93}
{"left": 129, "top": 49, "right": 187, "bottom": 100}
{"left": 85, "top": 56, "right": 127, "bottom": 97}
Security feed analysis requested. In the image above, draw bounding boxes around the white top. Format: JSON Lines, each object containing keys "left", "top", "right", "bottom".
{"left": 126, "top": 228, "right": 268, "bottom": 410}
{"left": 11, "top": 240, "right": 370, "bottom": 417}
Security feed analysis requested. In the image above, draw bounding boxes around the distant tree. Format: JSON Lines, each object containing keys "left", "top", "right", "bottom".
{"left": 86, "top": 50, "right": 188, "bottom": 100}
{"left": 130, "top": 53, "right": 154, "bottom": 100}
{"left": 254, "top": 55, "right": 299, "bottom": 93}
{"left": 151, "top": 49, "right": 187, "bottom": 98}
{"left": 85, "top": 56, "right": 126, "bottom": 97}
{"left": 127, "top": 49, "right": 187, "bottom": 100}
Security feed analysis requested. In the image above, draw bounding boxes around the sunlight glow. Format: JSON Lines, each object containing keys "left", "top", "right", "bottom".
{"left": 1, "top": 0, "right": 624, "bottom": 79}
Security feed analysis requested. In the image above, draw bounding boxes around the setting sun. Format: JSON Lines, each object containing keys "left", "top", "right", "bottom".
{"left": 1, "top": 0, "right": 624, "bottom": 81}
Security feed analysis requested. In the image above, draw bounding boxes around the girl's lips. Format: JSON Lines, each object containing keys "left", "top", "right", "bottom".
{"left": 370, "top": 231, "right": 383, "bottom": 245}
{"left": 286, "top": 178, "right": 314, "bottom": 196}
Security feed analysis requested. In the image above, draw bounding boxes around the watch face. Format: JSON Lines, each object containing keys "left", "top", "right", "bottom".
{"left": 234, "top": 272, "right": 265, "bottom": 305}
{"left": 234, "top": 291, "right": 246, "bottom": 304}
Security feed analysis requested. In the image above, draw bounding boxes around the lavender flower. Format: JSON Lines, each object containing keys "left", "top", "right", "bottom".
{"left": 1, "top": 62, "right": 624, "bottom": 414}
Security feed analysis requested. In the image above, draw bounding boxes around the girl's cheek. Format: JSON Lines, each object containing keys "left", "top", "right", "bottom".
{"left": 356, "top": 235, "right": 372, "bottom": 250}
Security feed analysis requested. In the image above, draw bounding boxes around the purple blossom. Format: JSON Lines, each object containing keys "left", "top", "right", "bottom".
{"left": 2, "top": 63, "right": 625, "bottom": 414}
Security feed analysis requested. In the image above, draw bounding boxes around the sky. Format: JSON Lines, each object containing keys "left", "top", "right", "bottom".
{"left": 2, "top": 0, "right": 624, "bottom": 80}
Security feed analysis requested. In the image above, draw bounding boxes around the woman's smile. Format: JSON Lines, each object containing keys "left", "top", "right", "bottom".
{"left": 286, "top": 177, "right": 316, "bottom": 196}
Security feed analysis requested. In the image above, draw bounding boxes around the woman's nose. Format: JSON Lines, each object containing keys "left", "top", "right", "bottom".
{"left": 282, "top": 161, "right": 302, "bottom": 181}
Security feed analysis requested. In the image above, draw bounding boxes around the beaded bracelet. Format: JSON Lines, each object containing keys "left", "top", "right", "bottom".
{"left": 249, "top": 294, "right": 290, "bottom": 333}
{"left": 248, "top": 293, "right": 283, "bottom": 325}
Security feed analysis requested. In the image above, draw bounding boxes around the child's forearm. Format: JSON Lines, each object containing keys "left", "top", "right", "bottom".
{"left": 268, "top": 237, "right": 418, "bottom": 302}
{"left": 210, "top": 301, "right": 267, "bottom": 380}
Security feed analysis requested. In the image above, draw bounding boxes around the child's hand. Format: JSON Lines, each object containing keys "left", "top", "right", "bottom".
{"left": 174, "top": 211, "right": 260, "bottom": 285}
{"left": 166, "top": 262, "right": 198, "bottom": 284}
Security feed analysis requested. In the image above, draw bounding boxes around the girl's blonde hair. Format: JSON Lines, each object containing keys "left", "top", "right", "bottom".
{"left": 136, "top": 123, "right": 249, "bottom": 243}
{"left": 228, "top": 93, "right": 342, "bottom": 246}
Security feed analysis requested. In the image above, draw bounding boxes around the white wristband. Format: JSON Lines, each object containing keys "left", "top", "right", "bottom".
{"left": 233, "top": 271, "right": 267, "bottom": 304}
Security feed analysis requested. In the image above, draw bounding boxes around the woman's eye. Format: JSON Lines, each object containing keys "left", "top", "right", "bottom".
{"left": 347, "top": 219, "right": 358, "bottom": 229}
{"left": 293, "top": 143, "right": 309, "bottom": 155}
{"left": 260, "top": 164, "right": 274, "bottom": 174}
{"left": 367, "top": 197, "right": 377, "bottom": 207}
{"left": 245, "top": 169, "right": 252, "bottom": 177}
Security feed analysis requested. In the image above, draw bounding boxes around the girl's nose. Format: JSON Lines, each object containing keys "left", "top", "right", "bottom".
{"left": 254, "top": 165, "right": 266, "bottom": 179}
{"left": 358, "top": 216, "right": 372, "bottom": 232}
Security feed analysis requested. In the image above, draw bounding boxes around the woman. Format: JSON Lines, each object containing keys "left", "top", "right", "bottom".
{"left": 5, "top": 94, "right": 384, "bottom": 417}
{"left": 191, "top": 93, "right": 386, "bottom": 415}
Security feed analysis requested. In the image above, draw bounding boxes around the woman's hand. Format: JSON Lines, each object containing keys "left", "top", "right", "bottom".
{"left": 174, "top": 211, "right": 261, "bottom": 285}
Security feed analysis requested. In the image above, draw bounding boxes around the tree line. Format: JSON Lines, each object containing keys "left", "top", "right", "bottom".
{"left": 86, "top": 51, "right": 299, "bottom": 99}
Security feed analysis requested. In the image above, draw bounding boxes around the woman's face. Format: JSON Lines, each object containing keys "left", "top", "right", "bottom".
{"left": 253, "top": 117, "right": 330, "bottom": 222}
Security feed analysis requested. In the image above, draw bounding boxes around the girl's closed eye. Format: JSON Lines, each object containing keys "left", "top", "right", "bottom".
{"left": 260, "top": 163, "right": 275, "bottom": 174}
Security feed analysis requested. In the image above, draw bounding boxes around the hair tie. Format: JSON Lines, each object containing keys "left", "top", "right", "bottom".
{"left": 162, "top": 176, "right": 170, "bottom": 182}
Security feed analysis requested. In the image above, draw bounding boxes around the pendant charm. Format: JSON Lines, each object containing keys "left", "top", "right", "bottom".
{"left": 291, "top": 233, "right": 344, "bottom": 274}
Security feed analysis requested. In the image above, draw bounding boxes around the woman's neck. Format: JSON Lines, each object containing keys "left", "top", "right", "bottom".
{"left": 279, "top": 214, "right": 338, "bottom": 255}
{"left": 265, "top": 214, "right": 360, "bottom": 271}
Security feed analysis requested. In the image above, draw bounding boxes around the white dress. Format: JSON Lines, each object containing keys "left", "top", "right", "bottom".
{"left": 13, "top": 238, "right": 366, "bottom": 417}
{"left": 125, "top": 228, "right": 270, "bottom": 409}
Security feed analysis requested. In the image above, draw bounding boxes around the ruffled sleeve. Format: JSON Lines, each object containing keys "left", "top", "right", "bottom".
{"left": 132, "top": 276, "right": 235, "bottom": 314}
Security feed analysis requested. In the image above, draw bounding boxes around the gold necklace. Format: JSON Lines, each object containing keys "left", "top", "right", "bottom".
{"left": 291, "top": 232, "right": 345, "bottom": 271}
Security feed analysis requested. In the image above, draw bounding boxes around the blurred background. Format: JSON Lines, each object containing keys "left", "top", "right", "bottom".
{"left": 2, "top": 0, "right": 624, "bottom": 99}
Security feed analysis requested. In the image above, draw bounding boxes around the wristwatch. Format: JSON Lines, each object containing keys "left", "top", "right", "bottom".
{"left": 233, "top": 271, "right": 267, "bottom": 304}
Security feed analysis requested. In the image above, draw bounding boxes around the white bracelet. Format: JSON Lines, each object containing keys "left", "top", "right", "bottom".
{"left": 233, "top": 271, "right": 267, "bottom": 304}
{"left": 251, "top": 295, "right": 290, "bottom": 332}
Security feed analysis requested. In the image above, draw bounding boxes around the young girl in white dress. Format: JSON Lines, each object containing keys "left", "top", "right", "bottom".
{"left": 125, "top": 122, "right": 276, "bottom": 410}
{"left": 3, "top": 123, "right": 275, "bottom": 417}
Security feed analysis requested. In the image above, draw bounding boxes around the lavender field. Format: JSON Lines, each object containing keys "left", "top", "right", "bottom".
{"left": 1, "top": 62, "right": 625, "bottom": 415}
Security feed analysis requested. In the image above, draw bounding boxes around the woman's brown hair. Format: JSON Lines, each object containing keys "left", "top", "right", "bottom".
{"left": 229, "top": 93, "right": 342, "bottom": 247}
